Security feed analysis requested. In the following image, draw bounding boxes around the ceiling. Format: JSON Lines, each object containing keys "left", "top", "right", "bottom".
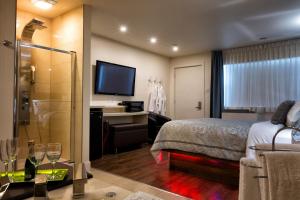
{"left": 85, "top": 0, "right": 300, "bottom": 57}
{"left": 18, "top": 0, "right": 83, "bottom": 18}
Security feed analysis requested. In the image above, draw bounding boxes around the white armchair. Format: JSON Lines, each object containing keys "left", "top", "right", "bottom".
{"left": 239, "top": 157, "right": 261, "bottom": 200}
{"left": 239, "top": 144, "right": 300, "bottom": 200}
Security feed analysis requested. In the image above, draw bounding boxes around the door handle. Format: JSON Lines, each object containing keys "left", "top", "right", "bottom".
{"left": 2, "top": 40, "right": 14, "bottom": 49}
{"left": 195, "top": 101, "right": 202, "bottom": 110}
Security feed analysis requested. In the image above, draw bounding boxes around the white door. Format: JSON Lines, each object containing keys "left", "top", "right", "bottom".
{"left": 175, "top": 65, "right": 205, "bottom": 119}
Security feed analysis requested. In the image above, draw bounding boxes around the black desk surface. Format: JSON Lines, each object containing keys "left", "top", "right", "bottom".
{"left": 2, "top": 163, "right": 92, "bottom": 200}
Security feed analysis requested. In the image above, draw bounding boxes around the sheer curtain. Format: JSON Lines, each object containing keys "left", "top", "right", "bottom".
{"left": 223, "top": 39, "right": 300, "bottom": 111}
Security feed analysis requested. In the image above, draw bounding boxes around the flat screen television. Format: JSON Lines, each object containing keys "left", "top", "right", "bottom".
{"left": 95, "top": 61, "right": 136, "bottom": 96}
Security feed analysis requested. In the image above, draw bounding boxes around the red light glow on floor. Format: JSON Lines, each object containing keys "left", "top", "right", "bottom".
{"left": 167, "top": 178, "right": 204, "bottom": 200}
{"left": 157, "top": 151, "right": 164, "bottom": 162}
{"left": 170, "top": 152, "right": 204, "bottom": 162}
{"left": 170, "top": 152, "right": 239, "bottom": 169}
{"left": 166, "top": 176, "right": 229, "bottom": 200}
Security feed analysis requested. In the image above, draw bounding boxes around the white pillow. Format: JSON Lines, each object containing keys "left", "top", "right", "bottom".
{"left": 287, "top": 101, "right": 300, "bottom": 127}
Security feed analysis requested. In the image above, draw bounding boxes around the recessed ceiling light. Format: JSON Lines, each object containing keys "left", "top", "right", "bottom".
{"left": 172, "top": 45, "right": 179, "bottom": 52}
{"left": 119, "top": 25, "right": 128, "bottom": 33}
{"left": 31, "top": 0, "right": 57, "bottom": 10}
{"left": 150, "top": 37, "right": 157, "bottom": 44}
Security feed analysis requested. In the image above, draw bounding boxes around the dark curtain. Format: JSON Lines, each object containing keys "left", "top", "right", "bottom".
{"left": 210, "top": 50, "right": 224, "bottom": 118}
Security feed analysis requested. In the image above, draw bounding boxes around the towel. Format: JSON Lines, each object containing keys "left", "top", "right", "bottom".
{"left": 254, "top": 144, "right": 300, "bottom": 161}
{"left": 255, "top": 144, "right": 300, "bottom": 200}
{"left": 263, "top": 152, "right": 300, "bottom": 200}
{"left": 239, "top": 158, "right": 261, "bottom": 200}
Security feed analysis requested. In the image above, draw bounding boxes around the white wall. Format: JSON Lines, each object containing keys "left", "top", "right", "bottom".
{"left": 169, "top": 53, "right": 212, "bottom": 118}
{"left": 90, "top": 35, "right": 171, "bottom": 115}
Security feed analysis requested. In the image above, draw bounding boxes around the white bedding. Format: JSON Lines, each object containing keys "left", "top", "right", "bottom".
{"left": 246, "top": 121, "right": 292, "bottom": 159}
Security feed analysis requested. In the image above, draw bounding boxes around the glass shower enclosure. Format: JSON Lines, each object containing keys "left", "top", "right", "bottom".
{"left": 15, "top": 41, "right": 75, "bottom": 162}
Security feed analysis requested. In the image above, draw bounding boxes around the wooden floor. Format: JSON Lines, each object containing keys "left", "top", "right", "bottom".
{"left": 92, "top": 146, "right": 238, "bottom": 200}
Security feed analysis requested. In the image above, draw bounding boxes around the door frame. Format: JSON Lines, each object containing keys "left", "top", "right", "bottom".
{"left": 174, "top": 64, "right": 205, "bottom": 119}
{"left": 0, "top": 0, "right": 16, "bottom": 140}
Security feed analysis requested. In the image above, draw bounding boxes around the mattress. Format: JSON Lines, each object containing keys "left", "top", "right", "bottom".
{"left": 246, "top": 121, "right": 292, "bottom": 159}
{"left": 151, "top": 118, "right": 254, "bottom": 161}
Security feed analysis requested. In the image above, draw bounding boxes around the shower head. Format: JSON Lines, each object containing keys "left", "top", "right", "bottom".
{"left": 21, "top": 19, "right": 47, "bottom": 42}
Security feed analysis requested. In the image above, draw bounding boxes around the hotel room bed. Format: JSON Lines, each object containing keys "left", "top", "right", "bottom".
{"left": 151, "top": 118, "right": 292, "bottom": 161}
{"left": 151, "top": 118, "right": 254, "bottom": 161}
{"left": 150, "top": 118, "right": 292, "bottom": 185}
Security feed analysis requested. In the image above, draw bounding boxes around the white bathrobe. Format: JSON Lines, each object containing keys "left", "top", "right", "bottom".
{"left": 148, "top": 82, "right": 158, "bottom": 112}
{"left": 148, "top": 82, "right": 167, "bottom": 115}
{"left": 156, "top": 84, "right": 166, "bottom": 115}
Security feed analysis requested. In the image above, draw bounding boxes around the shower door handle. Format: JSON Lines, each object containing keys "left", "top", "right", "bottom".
{"left": 2, "top": 40, "right": 15, "bottom": 49}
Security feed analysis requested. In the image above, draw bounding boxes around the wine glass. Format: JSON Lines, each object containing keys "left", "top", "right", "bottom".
{"left": 0, "top": 140, "right": 9, "bottom": 177}
{"left": 6, "top": 138, "right": 18, "bottom": 182}
{"left": 29, "top": 144, "right": 46, "bottom": 175}
{"left": 46, "top": 143, "right": 61, "bottom": 180}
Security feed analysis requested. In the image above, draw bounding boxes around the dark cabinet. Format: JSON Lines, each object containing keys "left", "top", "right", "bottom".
{"left": 148, "top": 112, "right": 171, "bottom": 143}
{"left": 110, "top": 123, "right": 148, "bottom": 153}
{"left": 89, "top": 108, "right": 103, "bottom": 161}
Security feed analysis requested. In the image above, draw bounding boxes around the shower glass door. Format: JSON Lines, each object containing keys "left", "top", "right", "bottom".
{"left": 16, "top": 41, "right": 75, "bottom": 162}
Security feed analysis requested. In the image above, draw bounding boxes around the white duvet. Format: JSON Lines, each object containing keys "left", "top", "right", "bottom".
{"left": 246, "top": 121, "right": 292, "bottom": 159}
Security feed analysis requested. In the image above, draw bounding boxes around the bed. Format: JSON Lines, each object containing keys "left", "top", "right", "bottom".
{"left": 150, "top": 118, "right": 292, "bottom": 185}
{"left": 151, "top": 118, "right": 254, "bottom": 161}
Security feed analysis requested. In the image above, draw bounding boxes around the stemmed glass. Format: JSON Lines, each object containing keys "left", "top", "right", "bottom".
{"left": 6, "top": 138, "right": 18, "bottom": 182}
{"left": 29, "top": 144, "right": 46, "bottom": 175}
{"left": 0, "top": 140, "right": 9, "bottom": 177}
{"left": 46, "top": 143, "right": 61, "bottom": 180}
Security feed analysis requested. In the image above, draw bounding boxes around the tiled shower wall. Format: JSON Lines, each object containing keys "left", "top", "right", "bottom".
{"left": 16, "top": 7, "right": 83, "bottom": 161}
{"left": 50, "top": 7, "right": 83, "bottom": 161}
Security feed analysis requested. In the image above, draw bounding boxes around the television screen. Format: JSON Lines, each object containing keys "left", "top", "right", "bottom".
{"left": 95, "top": 61, "right": 136, "bottom": 96}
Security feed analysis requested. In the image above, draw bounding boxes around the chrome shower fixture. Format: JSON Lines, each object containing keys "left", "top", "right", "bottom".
{"left": 31, "top": 65, "right": 36, "bottom": 85}
{"left": 21, "top": 19, "right": 47, "bottom": 42}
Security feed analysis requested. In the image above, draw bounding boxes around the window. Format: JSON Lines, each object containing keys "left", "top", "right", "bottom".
{"left": 223, "top": 39, "right": 300, "bottom": 111}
